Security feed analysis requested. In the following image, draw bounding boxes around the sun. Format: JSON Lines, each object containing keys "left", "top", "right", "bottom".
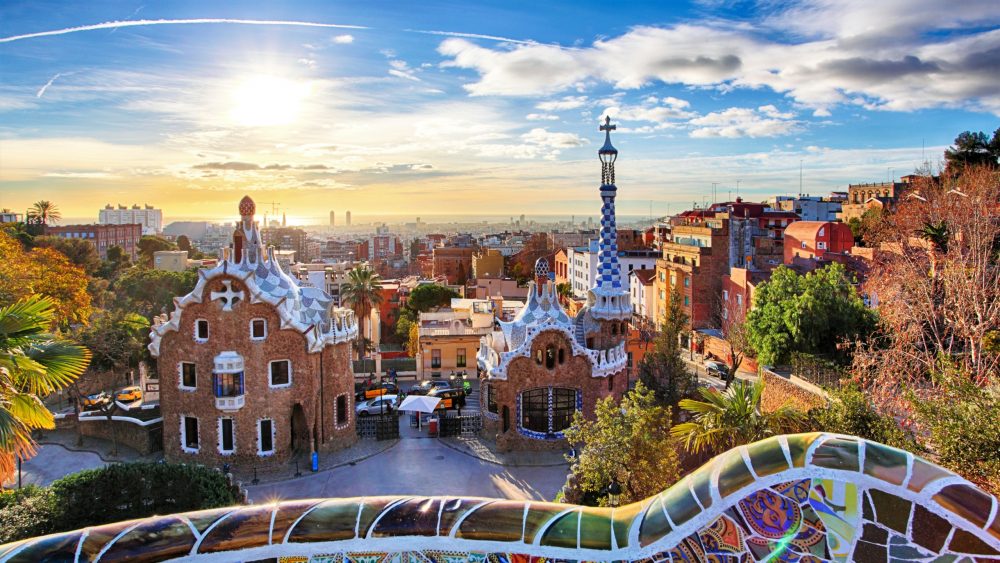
{"left": 229, "top": 75, "right": 311, "bottom": 127}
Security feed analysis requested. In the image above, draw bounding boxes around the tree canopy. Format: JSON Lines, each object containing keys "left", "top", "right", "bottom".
{"left": 746, "top": 263, "right": 876, "bottom": 366}
{"left": 405, "top": 283, "right": 458, "bottom": 313}
{"left": 562, "top": 382, "right": 680, "bottom": 506}
{"left": 32, "top": 235, "right": 102, "bottom": 275}
{"left": 944, "top": 128, "right": 1000, "bottom": 175}
{"left": 0, "top": 230, "right": 92, "bottom": 328}
{"left": 136, "top": 236, "right": 176, "bottom": 266}
{"left": 112, "top": 267, "right": 198, "bottom": 319}
{"left": 637, "top": 289, "right": 697, "bottom": 406}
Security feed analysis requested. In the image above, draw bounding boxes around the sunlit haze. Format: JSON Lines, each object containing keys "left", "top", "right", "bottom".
{"left": 1, "top": 1, "right": 997, "bottom": 223}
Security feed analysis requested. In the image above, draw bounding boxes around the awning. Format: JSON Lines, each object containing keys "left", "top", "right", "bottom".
{"left": 398, "top": 395, "right": 441, "bottom": 414}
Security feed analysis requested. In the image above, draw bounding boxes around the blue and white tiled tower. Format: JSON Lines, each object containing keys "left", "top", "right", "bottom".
{"left": 586, "top": 116, "right": 631, "bottom": 323}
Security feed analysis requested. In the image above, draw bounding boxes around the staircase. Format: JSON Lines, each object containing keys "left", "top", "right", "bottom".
{"left": 574, "top": 314, "right": 587, "bottom": 346}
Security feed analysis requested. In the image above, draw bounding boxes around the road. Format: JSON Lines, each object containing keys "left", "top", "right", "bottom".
{"left": 247, "top": 436, "right": 568, "bottom": 503}
{"left": 3, "top": 443, "right": 107, "bottom": 488}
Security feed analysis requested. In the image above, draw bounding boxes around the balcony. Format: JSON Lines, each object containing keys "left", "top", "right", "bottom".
{"left": 215, "top": 395, "right": 245, "bottom": 411}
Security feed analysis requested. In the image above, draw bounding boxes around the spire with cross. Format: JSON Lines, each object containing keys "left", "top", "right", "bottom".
{"left": 591, "top": 116, "right": 627, "bottom": 311}
{"left": 598, "top": 116, "right": 618, "bottom": 186}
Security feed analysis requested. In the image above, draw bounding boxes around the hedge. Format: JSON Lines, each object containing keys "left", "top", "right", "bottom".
{"left": 0, "top": 462, "right": 239, "bottom": 544}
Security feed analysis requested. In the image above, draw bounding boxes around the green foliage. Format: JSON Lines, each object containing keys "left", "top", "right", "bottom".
{"left": 405, "top": 284, "right": 458, "bottom": 314}
{"left": 26, "top": 201, "right": 60, "bottom": 225}
{"left": 746, "top": 264, "right": 876, "bottom": 366}
{"left": 0, "top": 486, "right": 56, "bottom": 543}
{"left": 0, "top": 296, "right": 90, "bottom": 480}
{"left": 136, "top": 235, "right": 176, "bottom": 266}
{"left": 31, "top": 236, "right": 102, "bottom": 275}
{"left": 96, "top": 245, "right": 131, "bottom": 280}
{"left": 671, "top": 379, "right": 805, "bottom": 455}
{"left": 0, "top": 463, "right": 238, "bottom": 543}
{"left": 944, "top": 128, "right": 1000, "bottom": 174}
{"left": 112, "top": 266, "right": 198, "bottom": 318}
{"left": 847, "top": 208, "right": 883, "bottom": 247}
{"left": 562, "top": 382, "right": 680, "bottom": 506}
{"left": 75, "top": 309, "right": 150, "bottom": 374}
{"left": 808, "top": 383, "right": 916, "bottom": 451}
{"left": 638, "top": 290, "right": 697, "bottom": 406}
{"left": 176, "top": 234, "right": 192, "bottom": 252}
{"left": 910, "top": 371, "right": 1000, "bottom": 495}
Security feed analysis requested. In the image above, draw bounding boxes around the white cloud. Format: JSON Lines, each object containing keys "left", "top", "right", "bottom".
{"left": 437, "top": 5, "right": 1000, "bottom": 115}
{"left": 603, "top": 96, "right": 695, "bottom": 127}
{"left": 387, "top": 58, "right": 420, "bottom": 81}
{"left": 535, "top": 96, "right": 589, "bottom": 111}
{"left": 689, "top": 107, "right": 800, "bottom": 138}
{"left": 297, "top": 58, "right": 316, "bottom": 69}
{"left": 521, "top": 128, "right": 588, "bottom": 148}
{"left": 526, "top": 113, "right": 559, "bottom": 120}
{"left": 332, "top": 34, "right": 354, "bottom": 44}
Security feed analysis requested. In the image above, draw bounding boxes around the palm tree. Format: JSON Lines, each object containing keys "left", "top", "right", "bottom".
{"left": 0, "top": 296, "right": 90, "bottom": 480}
{"left": 670, "top": 379, "right": 804, "bottom": 455}
{"left": 27, "top": 201, "right": 60, "bottom": 225}
{"left": 917, "top": 220, "right": 950, "bottom": 279}
{"left": 340, "top": 265, "right": 384, "bottom": 359}
{"left": 556, "top": 282, "right": 573, "bottom": 304}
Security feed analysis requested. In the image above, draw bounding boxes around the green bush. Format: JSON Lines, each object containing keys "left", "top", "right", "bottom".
{"left": 808, "top": 383, "right": 917, "bottom": 451}
{"left": 0, "top": 486, "right": 57, "bottom": 543}
{"left": 0, "top": 462, "right": 238, "bottom": 543}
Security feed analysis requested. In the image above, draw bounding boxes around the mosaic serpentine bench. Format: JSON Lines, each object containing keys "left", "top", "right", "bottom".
{"left": 3, "top": 433, "right": 998, "bottom": 562}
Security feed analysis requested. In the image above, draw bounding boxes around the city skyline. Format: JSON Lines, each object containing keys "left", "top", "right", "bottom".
{"left": 1, "top": 0, "right": 997, "bottom": 220}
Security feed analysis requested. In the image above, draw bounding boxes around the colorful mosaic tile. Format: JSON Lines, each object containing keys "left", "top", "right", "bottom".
{"left": 2, "top": 434, "right": 998, "bottom": 562}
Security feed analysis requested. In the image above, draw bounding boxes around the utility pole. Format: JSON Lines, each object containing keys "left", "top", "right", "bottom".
{"left": 712, "top": 182, "right": 719, "bottom": 204}
{"left": 736, "top": 179, "right": 741, "bottom": 198}
{"left": 799, "top": 160, "right": 803, "bottom": 197}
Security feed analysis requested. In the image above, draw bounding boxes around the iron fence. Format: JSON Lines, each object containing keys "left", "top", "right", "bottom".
{"left": 356, "top": 413, "right": 400, "bottom": 440}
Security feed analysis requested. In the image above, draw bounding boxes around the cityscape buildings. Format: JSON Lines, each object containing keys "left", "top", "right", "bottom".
{"left": 99, "top": 204, "right": 163, "bottom": 235}
{"left": 44, "top": 223, "right": 142, "bottom": 260}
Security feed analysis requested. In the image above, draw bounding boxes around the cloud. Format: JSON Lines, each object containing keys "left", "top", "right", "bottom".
{"left": 526, "top": 113, "right": 559, "bottom": 120}
{"left": 689, "top": 107, "right": 800, "bottom": 138}
{"left": 535, "top": 96, "right": 588, "bottom": 111}
{"left": 192, "top": 162, "right": 335, "bottom": 171}
{"left": 388, "top": 59, "right": 420, "bottom": 81}
{"left": 603, "top": 96, "right": 695, "bottom": 127}
{"left": 297, "top": 58, "right": 316, "bottom": 69}
{"left": 437, "top": 6, "right": 1000, "bottom": 115}
{"left": 521, "top": 128, "right": 588, "bottom": 148}
{"left": 332, "top": 34, "right": 354, "bottom": 44}
{"left": 0, "top": 18, "right": 368, "bottom": 43}
{"left": 43, "top": 171, "right": 116, "bottom": 178}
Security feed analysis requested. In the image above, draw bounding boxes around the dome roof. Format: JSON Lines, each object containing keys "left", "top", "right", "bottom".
{"left": 534, "top": 257, "right": 550, "bottom": 279}
{"left": 238, "top": 195, "right": 256, "bottom": 217}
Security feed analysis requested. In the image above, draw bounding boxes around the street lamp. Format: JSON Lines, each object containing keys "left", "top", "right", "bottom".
{"left": 607, "top": 479, "right": 622, "bottom": 507}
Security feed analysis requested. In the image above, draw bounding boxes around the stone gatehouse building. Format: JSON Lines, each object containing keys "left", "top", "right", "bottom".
{"left": 149, "top": 196, "right": 358, "bottom": 469}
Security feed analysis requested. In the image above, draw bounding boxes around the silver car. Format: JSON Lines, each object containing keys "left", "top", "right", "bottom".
{"left": 704, "top": 361, "right": 728, "bottom": 378}
{"left": 355, "top": 394, "right": 398, "bottom": 416}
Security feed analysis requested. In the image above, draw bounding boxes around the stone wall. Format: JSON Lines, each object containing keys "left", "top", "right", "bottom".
{"left": 759, "top": 369, "right": 827, "bottom": 413}
{"left": 78, "top": 418, "right": 163, "bottom": 455}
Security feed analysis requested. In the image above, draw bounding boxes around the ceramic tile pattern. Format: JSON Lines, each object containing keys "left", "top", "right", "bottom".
{"left": 3, "top": 434, "right": 998, "bottom": 562}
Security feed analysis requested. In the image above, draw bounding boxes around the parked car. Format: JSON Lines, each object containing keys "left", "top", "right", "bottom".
{"left": 356, "top": 394, "right": 398, "bottom": 416}
{"left": 428, "top": 387, "right": 466, "bottom": 410}
{"left": 356, "top": 381, "right": 398, "bottom": 401}
{"left": 82, "top": 391, "right": 110, "bottom": 410}
{"left": 115, "top": 386, "right": 143, "bottom": 403}
{"left": 704, "top": 360, "right": 729, "bottom": 379}
{"left": 408, "top": 380, "right": 451, "bottom": 395}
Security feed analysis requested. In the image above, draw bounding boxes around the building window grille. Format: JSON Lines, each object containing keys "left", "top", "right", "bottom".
{"left": 214, "top": 371, "right": 244, "bottom": 397}
{"left": 520, "top": 387, "right": 578, "bottom": 434}
{"left": 431, "top": 349, "right": 441, "bottom": 369}
{"left": 456, "top": 348, "right": 467, "bottom": 368}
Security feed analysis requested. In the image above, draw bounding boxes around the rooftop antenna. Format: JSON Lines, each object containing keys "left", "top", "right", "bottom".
{"left": 799, "top": 160, "right": 803, "bottom": 197}
{"left": 712, "top": 182, "right": 719, "bottom": 204}
{"left": 736, "top": 179, "right": 741, "bottom": 198}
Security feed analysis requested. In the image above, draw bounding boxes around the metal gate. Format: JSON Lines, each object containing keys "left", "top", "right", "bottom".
{"left": 438, "top": 414, "right": 482, "bottom": 437}
{"left": 356, "top": 414, "right": 399, "bottom": 440}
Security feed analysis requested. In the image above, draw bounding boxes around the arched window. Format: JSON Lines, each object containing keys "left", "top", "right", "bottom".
{"left": 535, "top": 349, "right": 543, "bottom": 365}
{"left": 558, "top": 348, "right": 565, "bottom": 364}
{"left": 611, "top": 323, "right": 618, "bottom": 335}
{"left": 545, "top": 345, "right": 556, "bottom": 369}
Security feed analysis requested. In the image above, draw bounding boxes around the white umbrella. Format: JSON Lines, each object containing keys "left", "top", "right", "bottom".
{"left": 398, "top": 395, "right": 441, "bottom": 413}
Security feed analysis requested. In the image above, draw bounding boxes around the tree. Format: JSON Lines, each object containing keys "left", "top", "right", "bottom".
{"left": 26, "top": 201, "right": 60, "bottom": 225}
{"left": 0, "top": 230, "right": 92, "bottom": 328}
{"left": 715, "top": 296, "right": 750, "bottom": 389}
{"left": 176, "top": 235, "right": 192, "bottom": 252}
{"left": 112, "top": 267, "right": 198, "bottom": 319}
{"left": 853, "top": 166, "right": 1000, "bottom": 407}
{"left": 637, "top": 289, "right": 697, "bottom": 406}
{"left": 847, "top": 207, "right": 883, "bottom": 247}
{"left": 746, "top": 263, "right": 876, "bottom": 366}
{"left": 0, "top": 297, "right": 90, "bottom": 482}
{"left": 562, "top": 382, "right": 680, "bottom": 506}
{"left": 944, "top": 128, "right": 1000, "bottom": 175}
{"left": 405, "top": 283, "right": 459, "bottom": 314}
{"left": 136, "top": 236, "right": 176, "bottom": 266}
{"left": 556, "top": 282, "right": 572, "bottom": 304}
{"left": 808, "top": 383, "right": 916, "bottom": 451}
{"left": 96, "top": 245, "right": 131, "bottom": 280}
{"left": 74, "top": 310, "right": 150, "bottom": 455}
{"left": 407, "top": 323, "right": 419, "bottom": 359}
{"left": 32, "top": 236, "right": 101, "bottom": 275}
{"left": 340, "top": 265, "right": 384, "bottom": 358}
{"left": 670, "top": 379, "right": 804, "bottom": 455}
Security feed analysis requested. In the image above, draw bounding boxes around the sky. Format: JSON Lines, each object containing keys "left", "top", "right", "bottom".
{"left": 1, "top": 0, "right": 998, "bottom": 224}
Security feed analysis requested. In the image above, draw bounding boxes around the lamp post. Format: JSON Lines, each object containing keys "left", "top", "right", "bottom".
{"left": 607, "top": 479, "right": 622, "bottom": 507}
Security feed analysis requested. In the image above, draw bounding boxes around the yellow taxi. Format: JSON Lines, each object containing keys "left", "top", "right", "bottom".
{"left": 115, "top": 386, "right": 143, "bottom": 403}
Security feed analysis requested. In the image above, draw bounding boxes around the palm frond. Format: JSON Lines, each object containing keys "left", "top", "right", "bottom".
{"left": 7, "top": 392, "right": 55, "bottom": 430}
{"left": 23, "top": 341, "right": 90, "bottom": 393}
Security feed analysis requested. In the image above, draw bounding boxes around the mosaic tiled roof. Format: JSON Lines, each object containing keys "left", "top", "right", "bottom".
{"left": 2, "top": 434, "right": 997, "bottom": 562}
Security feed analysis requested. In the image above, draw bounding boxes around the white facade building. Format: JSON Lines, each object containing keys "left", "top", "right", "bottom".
{"left": 566, "top": 240, "right": 657, "bottom": 298}
{"left": 770, "top": 196, "right": 842, "bottom": 222}
{"left": 628, "top": 269, "right": 656, "bottom": 323}
{"left": 100, "top": 204, "right": 163, "bottom": 235}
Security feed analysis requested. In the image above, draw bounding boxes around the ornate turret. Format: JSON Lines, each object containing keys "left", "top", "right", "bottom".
{"left": 233, "top": 195, "right": 262, "bottom": 264}
{"left": 585, "top": 117, "right": 630, "bottom": 324}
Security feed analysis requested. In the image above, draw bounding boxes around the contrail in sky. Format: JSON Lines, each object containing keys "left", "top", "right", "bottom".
{"left": 0, "top": 18, "right": 368, "bottom": 43}
{"left": 36, "top": 73, "right": 62, "bottom": 97}
{"left": 405, "top": 29, "right": 537, "bottom": 45}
